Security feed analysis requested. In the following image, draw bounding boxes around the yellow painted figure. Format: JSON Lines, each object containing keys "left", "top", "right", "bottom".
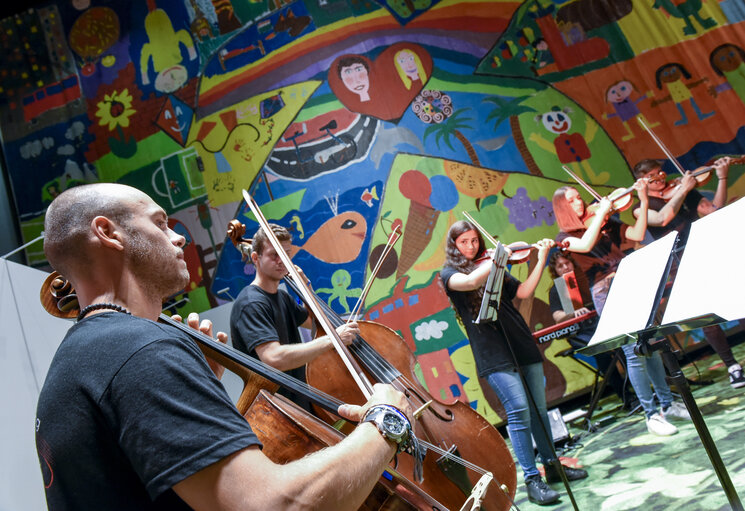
{"left": 140, "top": 8, "right": 198, "bottom": 93}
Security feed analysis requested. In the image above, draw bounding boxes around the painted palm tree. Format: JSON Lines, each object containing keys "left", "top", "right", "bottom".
{"left": 482, "top": 95, "right": 535, "bottom": 130}
{"left": 423, "top": 108, "right": 481, "bottom": 166}
{"left": 482, "top": 94, "right": 543, "bottom": 176}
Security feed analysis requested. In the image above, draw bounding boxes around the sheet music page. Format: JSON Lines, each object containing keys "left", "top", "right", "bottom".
{"left": 662, "top": 197, "right": 745, "bottom": 325}
{"left": 587, "top": 231, "right": 678, "bottom": 349}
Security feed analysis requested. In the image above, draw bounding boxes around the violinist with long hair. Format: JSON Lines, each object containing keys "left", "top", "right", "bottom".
{"left": 552, "top": 182, "right": 691, "bottom": 437}
{"left": 440, "top": 220, "right": 587, "bottom": 506}
{"left": 631, "top": 157, "right": 744, "bottom": 389}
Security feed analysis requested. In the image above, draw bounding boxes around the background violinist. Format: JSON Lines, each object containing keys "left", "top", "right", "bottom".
{"left": 440, "top": 220, "right": 587, "bottom": 506}
{"left": 552, "top": 182, "right": 691, "bottom": 437}
{"left": 546, "top": 252, "right": 634, "bottom": 409}
{"left": 632, "top": 157, "right": 732, "bottom": 241}
{"left": 229, "top": 223, "right": 359, "bottom": 410}
{"left": 632, "top": 157, "right": 745, "bottom": 389}
{"left": 36, "top": 183, "right": 413, "bottom": 510}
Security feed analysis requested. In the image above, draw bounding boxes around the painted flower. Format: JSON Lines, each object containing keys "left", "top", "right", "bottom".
{"left": 95, "top": 89, "right": 136, "bottom": 131}
{"left": 412, "top": 89, "right": 453, "bottom": 124}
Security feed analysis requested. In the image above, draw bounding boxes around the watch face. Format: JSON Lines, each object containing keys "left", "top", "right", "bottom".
{"left": 383, "top": 413, "right": 406, "bottom": 436}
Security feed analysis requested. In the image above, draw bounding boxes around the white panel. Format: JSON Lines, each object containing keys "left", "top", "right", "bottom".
{"left": 663, "top": 197, "right": 745, "bottom": 325}
{"left": 587, "top": 231, "right": 678, "bottom": 349}
{"left": 0, "top": 260, "right": 71, "bottom": 511}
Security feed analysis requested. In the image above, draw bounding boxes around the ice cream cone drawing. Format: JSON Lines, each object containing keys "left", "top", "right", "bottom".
{"left": 396, "top": 170, "right": 459, "bottom": 280}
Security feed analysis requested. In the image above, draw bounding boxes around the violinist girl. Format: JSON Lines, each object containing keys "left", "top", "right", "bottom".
{"left": 632, "top": 157, "right": 744, "bottom": 389}
{"left": 440, "top": 221, "right": 587, "bottom": 506}
{"left": 631, "top": 157, "right": 731, "bottom": 246}
{"left": 552, "top": 182, "right": 691, "bottom": 436}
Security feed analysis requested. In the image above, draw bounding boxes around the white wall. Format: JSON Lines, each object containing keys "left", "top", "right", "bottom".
{"left": 0, "top": 262, "right": 251, "bottom": 511}
{"left": 1, "top": 259, "right": 71, "bottom": 511}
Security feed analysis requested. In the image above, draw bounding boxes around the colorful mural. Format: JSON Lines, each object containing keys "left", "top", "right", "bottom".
{"left": 2, "top": 0, "right": 744, "bottom": 423}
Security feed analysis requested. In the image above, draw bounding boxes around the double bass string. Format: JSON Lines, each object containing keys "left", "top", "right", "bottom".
{"left": 168, "top": 311, "right": 490, "bottom": 474}
{"left": 243, "top": 189, "right": 375, "bottom": 398}
{"left": 285, "top": 276, "right": 496, "bottom": 479}
{"left": 159, "top": 313, "right": 347, "bottom": 413}
{"left": 168, "top": 313, "right": 496, "bottom": 482}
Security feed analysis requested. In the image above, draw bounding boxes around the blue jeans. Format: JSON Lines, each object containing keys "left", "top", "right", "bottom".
{"left": 592, "top": 276, "right": 673, "bottom": 417}
{"left": 486, "top": 363, "right": 554, "bottom": 479}
{"left": 621, "top": 343, "right": 673, "bottom": 417}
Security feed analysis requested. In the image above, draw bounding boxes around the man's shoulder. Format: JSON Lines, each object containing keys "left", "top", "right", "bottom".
{"left": 233, "top": 284, "right": 278, "bottom": 309}
{"left": 555, "top": 230, "right": 576, "bottom": 242}
{"left": 66, "top": 313, "right": 192, "bottom": 355}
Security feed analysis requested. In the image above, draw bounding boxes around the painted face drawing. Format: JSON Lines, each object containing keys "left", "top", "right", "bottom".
{"left": 339, "top": 58, "right": 371, "bottom": 102}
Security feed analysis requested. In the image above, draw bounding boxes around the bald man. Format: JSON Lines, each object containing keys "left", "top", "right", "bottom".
{"left": 36, "top": 183, "right": 413, "bottom": 510}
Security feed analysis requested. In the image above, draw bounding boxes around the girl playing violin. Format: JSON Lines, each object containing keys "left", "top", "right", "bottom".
{"left": 632, "top": 157, "right": 745, "bottom": 390}
{"left": 440, "top": 221, "right": 587, "bottom": 506}
{"left": 552, "top": 182, "right": 691, "bottom": 437}
{"left": 631, "top": 157, "right": 732, "bottom": 244}
{"left": 552, "top": 181, "right": 648, "bottom": 308}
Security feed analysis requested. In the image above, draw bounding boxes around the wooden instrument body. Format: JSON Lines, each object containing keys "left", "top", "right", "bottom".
{"left": 243, "top": 390, "right": 443, "bottom": 511}
{"left": 306, "top": 321, "right": 517, "bottom": 511}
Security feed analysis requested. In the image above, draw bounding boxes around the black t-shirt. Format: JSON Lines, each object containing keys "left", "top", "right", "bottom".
{"left": 230, "top": 284, "right": 310, "bottom": 406}
{"left": 647, "top": 189, "right": 703, "bottom": 244}
{"left": 547, "top": 285, "right": 598, "bottom": 345}
{"left": 440, "top": 267, "right": 543, "bottom": 376}
{"left": 547, "top": 285, "right": 592, "bottom": 314}
{"left": 556, "top": 216, "right": 629, "bottom": 287}
{"left": 547, "top": 285, "right": 564, "bottom": 314}
{"left": 36, "top": 313, "right": 261, "bottom": 510}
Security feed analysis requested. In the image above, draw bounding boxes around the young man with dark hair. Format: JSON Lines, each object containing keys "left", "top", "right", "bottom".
{"left": 229, "top": 223, "right": 359, "bottom": 409}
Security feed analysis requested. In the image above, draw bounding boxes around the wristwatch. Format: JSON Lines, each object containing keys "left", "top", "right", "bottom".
{"left": 361, "top": 405, "right": 412, "bottom": 453}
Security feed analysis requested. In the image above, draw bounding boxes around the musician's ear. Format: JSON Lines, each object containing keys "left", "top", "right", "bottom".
{"left": 91, "top": 216, "right": 124, "bottom": 252}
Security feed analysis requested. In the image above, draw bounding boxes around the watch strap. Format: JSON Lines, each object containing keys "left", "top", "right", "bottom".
{"left": 362, "top": 404, "right": 412, "bottom": 453}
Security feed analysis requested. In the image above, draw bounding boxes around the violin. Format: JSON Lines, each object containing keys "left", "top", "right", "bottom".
{"left": 227, "top": 219, "right": 518, "bottom": 511}
{"left": 464, "top": 212, "right": 566, "bottom": 265}
{"left": 647, "top": 156, "right": 745, "bottom": 202}
{"left": 560, "top": 165, "right": 639, "bottom": 229}
{"left": 38, "top": 272, "right": 446, "bottom": 511}
{"left": 505, "top": 240, "right": 569, "bottom": 264}
{"left": 580, "top": 186, "right": 635, "bottom": 228}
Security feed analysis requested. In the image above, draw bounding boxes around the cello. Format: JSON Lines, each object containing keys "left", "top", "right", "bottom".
{"left": 227, "top": 217, "right": 518, "bottom": 511}
{"left": 39, "top": 271, "right": 447, "bottom": 511}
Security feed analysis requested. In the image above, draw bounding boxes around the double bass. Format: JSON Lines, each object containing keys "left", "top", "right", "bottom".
{"left": 227, "top": 216, "right": 518, "bottom": 511}
{"left": 39, "top": 271, "right": 447, "bottom": 511}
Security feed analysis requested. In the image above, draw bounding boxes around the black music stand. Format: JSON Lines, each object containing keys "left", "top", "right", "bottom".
{"left": 568, "top": 348, "right": 625, "bottom": 430}
{"left": 579, "top": 198, "right": 745, "bottom": 511}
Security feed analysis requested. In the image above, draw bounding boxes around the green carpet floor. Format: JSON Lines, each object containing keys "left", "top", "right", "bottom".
{"left": 507, "top": 342, "right": 745, "bottom": 510}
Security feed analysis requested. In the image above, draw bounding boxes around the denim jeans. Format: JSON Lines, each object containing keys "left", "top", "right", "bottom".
{"left": 486, "top": 363, "right": 554, "bottom": 479}
{"left": 621, "top": 343, "right": 673, "bottom": 417}
{"left": 592, "top": 276, "right": 673, "bottom": 417}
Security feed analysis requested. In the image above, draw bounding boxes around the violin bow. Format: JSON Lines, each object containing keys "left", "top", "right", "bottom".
{"left": 346, "top": 224, "right": 401, "bottom": 324}
{"left": 242, "top": 190, "right": 375, "bottom": 398}
{"left": 636, "top": 117, "right": 687, "bottom": 176}
{"left": 463, "top": 212, "right": 500, "bottom": 247}
{"left": 560, "top": 165, "right": 603, "bottom": 201}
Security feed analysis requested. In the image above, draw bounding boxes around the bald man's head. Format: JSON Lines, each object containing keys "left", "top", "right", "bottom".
{"left": 43, "top": 183, "right": 145, "bottom": 277}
